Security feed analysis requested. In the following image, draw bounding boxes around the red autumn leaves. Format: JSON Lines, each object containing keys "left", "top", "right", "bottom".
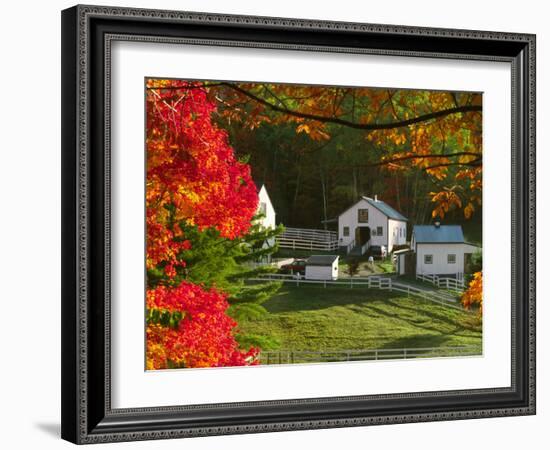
{"left": 146, "top": 79, "right": 259, "bottom": 369}
{"left": 146, "top": 282, "right": 258, "bottom": 369}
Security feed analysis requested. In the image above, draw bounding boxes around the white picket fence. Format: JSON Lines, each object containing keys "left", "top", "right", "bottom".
{"left": 249, "top": 274, "right": 467, "bottom": 311}
{"left": 259, "top": 345, "right": 481, "bottom": 364}
{"left": 416, "top": 273, "right": 465, "bottom": 292}
{"left": 276, "top": 227, "right": 339, "bottom": 251}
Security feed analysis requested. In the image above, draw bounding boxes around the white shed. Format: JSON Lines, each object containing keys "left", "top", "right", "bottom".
{"left": 411, "top": 224, "right": 480, "bottom": 277}
{"left": 257, "top": 184, "right": 276, "bottom": 231}
{"left": 305, "top": 255, "right": 339, "bottom": 281}
{"left": 252, "top": 183, "right": 277, "bottom": 265}
{"left": 337, "top": 196, "right": 407, "bottom": 255}
{"left": 257, "top": 183, "right": 276, "bottom": 247}
{"left": 393, "top": 248, "right": 414, "bottom": 275}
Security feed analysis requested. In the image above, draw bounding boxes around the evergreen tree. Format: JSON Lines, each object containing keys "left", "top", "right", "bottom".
{"left": 147, "top": 211, "right": 284, "bottom": 349}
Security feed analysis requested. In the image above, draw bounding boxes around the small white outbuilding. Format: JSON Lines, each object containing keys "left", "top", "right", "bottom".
{"left": 411, "top": 224, "right": 480, "bottom": 277}
{"left": 257, "top": 183, "right": 276, "bottom": 246}
{"left": 305, "top": 255, "right": 339, "bottom": 281}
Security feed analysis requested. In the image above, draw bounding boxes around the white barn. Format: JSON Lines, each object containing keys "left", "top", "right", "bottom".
{"left": 305, "top": 255, "right": 339, "bottom": 281}
{"left": 338, "top": 196, "right": 407, "bottom": 254}
{"left": 411, "top": 224, "right": 479, "bottom": 277}
{"left": 257, "top": 184, "right": 276, "bottom": 247}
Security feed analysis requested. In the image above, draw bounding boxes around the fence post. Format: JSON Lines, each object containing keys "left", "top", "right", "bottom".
{"left": 324, "top": 280, "right": 326, "bottom": 288}
{"left": 403, "top": 349, "right": 407, "bottom": 359}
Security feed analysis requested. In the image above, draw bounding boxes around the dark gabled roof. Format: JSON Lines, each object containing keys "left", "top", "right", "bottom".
{"left": 306, "top": 255, "right": 339, "bottom": 266}
{"left": 362, "top": 197, "right": 408, "bottom": 221}
{"left": 337, "top": 197, "right": 407, "bottom": 221}
{"left": 413, "top": 225, "right": 464, "bottom": 243}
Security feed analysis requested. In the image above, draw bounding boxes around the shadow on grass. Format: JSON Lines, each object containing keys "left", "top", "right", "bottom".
{"left": 384, "top": 299, "right": 479, "bottom": 331}
{"left": 261, "top": 285, "right": 400, "bottom": 314}
{"left": 377, "top": 334, "right": 482, "bottom": 358}
{"left": 378, "top": 334, "right": 452, "bottom": 350}
{"left": 359, "top": 302, "right": 474, "bottom": 338}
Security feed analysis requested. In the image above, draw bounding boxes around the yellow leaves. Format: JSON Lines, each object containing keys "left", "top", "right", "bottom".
{"left": 425, "top": 165, "right": 448, "bottom": 180}
{"left": 430, "top": 190, "right": 480, "bottom": 220}
{"left": 393, "top": 133, "right": 407, "bottom": 145}
{"left": 430, "top": 190, "right": 462, "bottom": 219}
{"left": 461, "top": 271, "right": 483, "bottom": 316}
{"left": 295, "top": 122, "right": 330, "bottom": 141}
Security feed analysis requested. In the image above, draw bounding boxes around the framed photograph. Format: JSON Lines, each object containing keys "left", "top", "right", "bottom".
{"left": 61, "top": 5, "right": 536, "bottom": 444}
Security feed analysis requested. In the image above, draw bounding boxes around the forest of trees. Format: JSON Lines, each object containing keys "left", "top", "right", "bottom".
{"left": 201, "top": 81, "right": 483, "bottom": 236}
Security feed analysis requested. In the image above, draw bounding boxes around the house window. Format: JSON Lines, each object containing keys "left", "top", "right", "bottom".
{"left": 358, "top": 209, "right": 369, "bottom": 223}
{"left": 371, "top": 229, "right": 377, "bottom": 236}
{"left": 377, "top": 226, "right": 383, "bottom": 236}
{"left": 448, "top": 254, "right": 456, "bottom": 264}
{"left": 259, "top": 202, "right": 267, "bottom": 215}
{"left": 343, "top": 226, "right": 350, "bottom": 237}
{"left": 424, "top": 254, "right": 433, "bottom": 264}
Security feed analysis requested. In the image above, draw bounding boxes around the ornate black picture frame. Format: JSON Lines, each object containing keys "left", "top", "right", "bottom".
{"left": 61, "top": 4, "right": 536, "bottom": 444}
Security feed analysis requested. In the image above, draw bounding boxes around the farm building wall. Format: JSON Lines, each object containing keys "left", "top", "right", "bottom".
{"left": 305, "top": 263, "right": 338, "bottom": 281}
{"left": 338, "top": 198, "right": 388, "bottom": 248}
{"left": 415, "top": 243, "right": 466, "bottom": 276}
{"left": 396, "top": 253, "right": 406, "bottom": 275}
{"left": 258, "top": 185, "right": 276, "bottom": 246}
{"left": 388, "top": 219, "right": 407, "bottom": 253}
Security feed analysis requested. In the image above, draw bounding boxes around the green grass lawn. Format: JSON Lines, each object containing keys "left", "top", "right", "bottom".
{"left": 237, "top": 285, "right": 481, "bottom": 363}
{"left": 339, "top": 255, "right": 395, "bottom": 276}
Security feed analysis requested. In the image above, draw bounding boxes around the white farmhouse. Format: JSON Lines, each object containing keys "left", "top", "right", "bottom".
{"left": 338, "top": 196, "right": 407, "bottom": 255}
{"left": 411, "top": 224, "right": 479, "bottom": 277}
{"left": 305, "top": 255, "right": 339, "bottom": 281}
{"left": 257, "top": 183, "right": 276, "bottom": 247}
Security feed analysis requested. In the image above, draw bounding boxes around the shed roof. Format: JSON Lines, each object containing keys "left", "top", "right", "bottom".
{"left": 306, "top": 255, "right": 339, "bottom": 266}
{"left": 413, "top": 225, "right": 464, "bottom": 243}
{"left": 337, "top": 197, "right": 407, "bottom": 221}
{"left": 393, "top": 248, "right": 414, "bottom": 255}
{"left": 363, "top": 197, "right": 407, "bottom": 221}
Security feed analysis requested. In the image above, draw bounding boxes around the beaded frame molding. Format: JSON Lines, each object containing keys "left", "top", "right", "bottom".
{"left": 61, "top": 4, "right": 536, "bottom": 444}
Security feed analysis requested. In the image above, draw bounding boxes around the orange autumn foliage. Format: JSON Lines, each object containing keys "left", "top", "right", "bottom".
{"left": 206, "top": 82, "right": 482, "bottom": 220}
{"left": 461, "top": 271, "right": 483, "bottom": 315}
